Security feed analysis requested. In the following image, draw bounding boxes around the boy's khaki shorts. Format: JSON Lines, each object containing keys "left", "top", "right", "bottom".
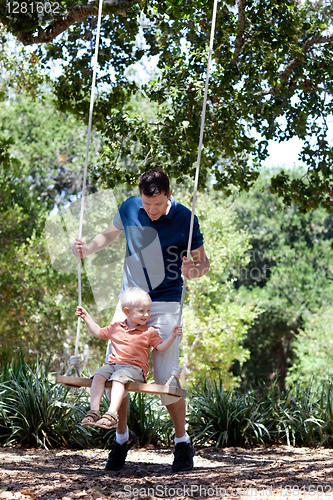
{"left": 93, "top": 363, "right": 144, "bottom": 384}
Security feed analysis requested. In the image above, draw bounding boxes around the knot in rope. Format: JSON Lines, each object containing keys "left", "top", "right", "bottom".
{"left": 166, "top": 365, "right": 190, "bottom": 388}
{"left": 65, "top": 355, "right": 81, "bottom": 377}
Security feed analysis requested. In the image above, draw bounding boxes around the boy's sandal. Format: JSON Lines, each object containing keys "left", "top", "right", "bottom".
{"left": 81, "top": 410, "right": 101, "bottom": 427}
{"left": 94, "top": 411, "right": 119, "bottom": 429}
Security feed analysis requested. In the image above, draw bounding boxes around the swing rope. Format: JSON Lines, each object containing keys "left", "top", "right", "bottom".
{"left": 178, "top": 0, "right": 218, "bottom": 324}
{"left": 65, "top": 0, "right": 104, "bottom": 377}
{"left": 65, "top": 0, "right": 219, "bottom": 377}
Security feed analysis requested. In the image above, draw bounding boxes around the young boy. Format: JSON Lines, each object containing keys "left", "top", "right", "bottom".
{"left": 76, "top": 287, "right": 182, "bottom": 429}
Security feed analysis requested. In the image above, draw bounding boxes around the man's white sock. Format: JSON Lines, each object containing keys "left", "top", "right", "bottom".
{"left": 116, "top": 426, "right": 129, "bottom": 445}
{"left": 174, "top": 433, "right": 191, "bottom": 445}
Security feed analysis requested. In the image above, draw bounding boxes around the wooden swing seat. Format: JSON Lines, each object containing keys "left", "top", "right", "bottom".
{"left": 56, "top": 375, "right": 187, "bottom": 398}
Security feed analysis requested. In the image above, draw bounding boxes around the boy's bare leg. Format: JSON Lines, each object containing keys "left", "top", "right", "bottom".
{"left": 166, "top": 397, "right": 186, "bottom": 438}
{"left": 90, "top": 374, "right": 107, "bottom": 412}
{"left": 108, "top": 381, "right": 126, "bottom": 416}
{"left": 116, "top": 394, "right": 129, "bottom": 434}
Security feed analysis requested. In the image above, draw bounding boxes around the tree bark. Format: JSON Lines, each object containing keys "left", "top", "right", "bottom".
{"left": 16, "top": 0, "right": 137, "bottom": 46}
{"left": 232, "top": 0, "right": 246, "bottom": 64}
{"left": 256, "top": 33, "right": 333, "bottom": 99}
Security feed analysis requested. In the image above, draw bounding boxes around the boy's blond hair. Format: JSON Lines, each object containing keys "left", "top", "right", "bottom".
{"left": 120, "top": 287, "right": 152, "bottom": 311}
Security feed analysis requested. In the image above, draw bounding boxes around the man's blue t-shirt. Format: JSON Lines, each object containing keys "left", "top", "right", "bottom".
{"left": 113, "top": 196, "right": 204, "bottom": 302}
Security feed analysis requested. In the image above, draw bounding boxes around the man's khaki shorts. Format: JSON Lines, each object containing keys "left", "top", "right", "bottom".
{"left": 93, "top": 363, "right": 144, "bottom": 384}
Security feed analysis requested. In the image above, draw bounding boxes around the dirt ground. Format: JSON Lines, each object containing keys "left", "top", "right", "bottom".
{"left": 1, "top": 444, "right": 333, "bottom": 500}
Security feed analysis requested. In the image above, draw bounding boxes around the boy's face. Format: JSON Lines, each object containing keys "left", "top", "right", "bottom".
{"left": 125, "top": 302, "right": 151, "bottom": 327}
{"left": 141, "top": 191, "right": 172, "bottom": 221}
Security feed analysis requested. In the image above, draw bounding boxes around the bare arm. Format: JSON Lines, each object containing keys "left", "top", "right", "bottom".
{"left": 181, "top": 245, "right": 210, "bottom": 279}
{"left": 76, "top": 306, "right": 102, "bottom": 338}
{"left": 155, "top": 326, "right": 183, "bottom": 352}
{"left": 72, "top": 222, "right": 123, "bottom": 258}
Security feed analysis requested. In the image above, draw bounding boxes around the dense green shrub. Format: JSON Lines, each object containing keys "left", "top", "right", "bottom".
{"left": 128, "top": 392, "right": 172, "bottom": 447}
{"left": 187, "top": 377, "right": 328, "bottom": 448}
{"left": 0, "top": 356, "right": 173, "bottom": 449}
{"left": 3, "top": 359, "right": 333, "bottom": 450}
{"left": 187, "top": 377, "right": 271, "bottom": 447}
{"left": 0, "top": 356, "right": 95, "bottom": 448}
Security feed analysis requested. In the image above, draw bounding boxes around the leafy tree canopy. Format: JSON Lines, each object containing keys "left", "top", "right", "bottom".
{"left": 286, "top": 305, "right": 333, "bottom": 390}
{"left": 0, "top": 91, "right": 106, "bottom": 370}
{"left": 0, "top": 92, "right": 102, "bottom": 209}
{"left": 1, "top": 0, "right": 333, "bottom": 211}
{"left": 178, "top": 187, "right": 259, "bottom": 388}
{"left": 230, "top": 168, "right": 333, "bottom": 389}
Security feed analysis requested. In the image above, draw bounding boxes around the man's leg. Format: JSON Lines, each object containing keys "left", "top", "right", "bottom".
{"left": 117, "top": 394, "right": 129, "bottom": 434}
{"left": 166, "top": 396, "right": 194, "bottom": 472}
{"left": 149, "top": 302, "right": 194, "bottom": 472}
{"left": 166, "top": 397, "right": 186, "bottom": 438}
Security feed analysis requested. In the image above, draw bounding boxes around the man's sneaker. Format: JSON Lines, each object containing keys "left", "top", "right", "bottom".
{"left": 105, "top": 430, "right": 137, "bottom": 471}
{"left": 172, "top": 441, "right": 195, "bottom": 472}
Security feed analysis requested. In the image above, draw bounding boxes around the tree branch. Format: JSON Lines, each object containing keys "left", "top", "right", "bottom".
{"left": 256, "top": 32, "right": 333, "bottom": 99}
{"left": 16, "top": 0, "right": 136, "bottom": 46}
{"left": 231, "top": 0, "right": 246, "bottom": 64}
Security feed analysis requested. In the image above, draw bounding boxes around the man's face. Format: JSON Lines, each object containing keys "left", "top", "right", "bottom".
{"left": 141, "top": 191, "right": 171, "bottom": 221}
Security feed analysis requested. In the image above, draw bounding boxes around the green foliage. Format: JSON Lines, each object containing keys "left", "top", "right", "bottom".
{"left": 230, "top": 169, "right": 333, "bottom": 389}
{"left": 127, "top": 392, "right": 172, "bottom": 446}
{"left": 2, "top": 1, "right": 333, "bottom": 210}
{"left": 0, "top": 25, "right": 47, "bottom": 98}
{"left": 4, "top": 357, "right": 333, "bottom": 449}
{"left": 287, "top": 307, "right": 333, "bottom": 391}
{"left": 262, "top": 382, "right": 323, "bottom": 447}
{"left": 0, "top": 356, "right": 93, "bottom": 448}
{"left": 188, "top": 377, "right": 271, "bottom": 447}
{"left": 177, "top": 188, "right": 260, "bottom": 387}
{"left": 0, "top": 92, "right": 102, "bottom": 209}
{"left": 319, "top": 383, "right": 333, "bottom": 447}
{"left": 0, "top": 135, "right": 20, "bottom": 170}
{"left": 0, "top": 356, "right": 172, "bottom": 448}
{"left": 0, "top": 91, "right": 106, "bottom": 372}
{"left": 0, "top": 171, "right": 78, "bottom": 369}
{"left": 188, "top": 377, "right": 329, "bottom": 448}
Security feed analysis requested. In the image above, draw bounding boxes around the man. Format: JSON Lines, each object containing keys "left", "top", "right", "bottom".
{"left": 72, "top": 169, "right": 210, "bottom": 472}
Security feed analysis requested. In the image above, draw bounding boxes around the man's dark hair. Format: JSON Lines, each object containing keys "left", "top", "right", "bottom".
{"left": 139, "top": 169, "right": 170, "bottom": 196}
